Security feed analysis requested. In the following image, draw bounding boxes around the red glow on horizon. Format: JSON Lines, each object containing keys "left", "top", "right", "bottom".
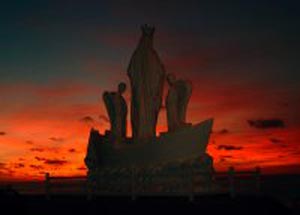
{"left": 0, "top": 77, "right": 299, "bottom": 181}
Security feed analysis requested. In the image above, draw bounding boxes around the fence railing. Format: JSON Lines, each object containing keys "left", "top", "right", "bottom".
{"left": 44, "top": 173, "right": 88, "bottom": 199}
{"left": 43, "top": 166, "right": 261, "bottom": 200}
{"left": 213, "top": 166, "right": 261, "bottom": 198}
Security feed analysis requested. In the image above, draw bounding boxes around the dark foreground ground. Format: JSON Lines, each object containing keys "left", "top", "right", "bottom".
{"left": 1, "top": 194, "right": 299, "bottom": 215}
{"left": 1, "top": 174, "right": 299, "bottom": 214}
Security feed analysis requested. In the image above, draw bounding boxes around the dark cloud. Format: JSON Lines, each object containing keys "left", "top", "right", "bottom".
{"left": 7, "top": 170, "right": 15, "bottom": 174}
{"left": 219, "top": 129, "right": 229, "bottom": 134}
{"left": 0, "top": 131, "right": 6, "bottom": 136}
{"left": 219, "top": 158, "right": 227, "bottom": 163}
{"left": 247, "top": 119, "right": 285, "bottom": 129}
{"left": 0, "top": 163, "right": 12, "bottom": 175}
{"left": 35, "top": 156, "right": 46, "bottom": 161}
{"left": 99, "top": 115, "right": 109, "bottom": 123}
{"left": 68, "top": 148, "right": 76, "bottom": 153}
{"left": 26, "top": 140, "right": 34, "bottom": 144}
{"left": 14, "top": 163, "right": 25, "bottom": 168}
{"left": 219, "top": 155, "right": 233, "bottom": 163}
{"left": 217, "top": 145, "right": 243, "bottom": 151}
{"left": 30, "top": 165, "right": 43, "bottom": 170}
{"left": 30, "top": 147, "right": 44, "bottom": 152}
{"left": 44, "top": 159, "right": 67, "bottom": 166}
{"left": 79, "top": 116, "right": 94, "bottom": 124}
{"left": 269, "top": 138, "right": 284, "bottom": 144}
{"left": 49, "top": 137, "right": 65, "bottom": 142}
{"left": 291, "top": 151, "right": 300, "bottom": 156}
{"left": 214, "top": 129, "right": 229, "bottom": 135}
{"left": 220, "top": 155, "right": 233, "bottom": 158}
{"left": 0, "top": 162, "right": 6, "bottom": 168}
{"left": 77, "top": 166, "right": 87, "bottom": 171}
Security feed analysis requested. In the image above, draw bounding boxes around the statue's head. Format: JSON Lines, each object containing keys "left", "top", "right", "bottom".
{"left": 141, "top": 24, "right": 155, "bottom": 37}
{"left": 118, "top": 82, "right": 126, "bottom": 94}
{"left": 166, "top": 73, "right": 176, "bottom": 85}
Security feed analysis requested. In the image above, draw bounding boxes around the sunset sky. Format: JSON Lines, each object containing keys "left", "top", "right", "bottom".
{"left": 0, "top": 0, "right": 299, "bottom": 181}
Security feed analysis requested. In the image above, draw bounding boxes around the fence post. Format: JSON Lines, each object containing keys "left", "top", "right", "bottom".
{"left": 45, "top": 173, "right": 50, "bottom": 200}
{"left": 255, "top": 166, "right": 261, "bottom": 195}
{"left": 228, "top": 166, "right": 235, "bottom": 198}
{"left": 189, "top": 167, "right": 194, "bottom": 202}
{"left": 86, "top": 171, "right": 93, "bottom": 201}
{"left": 131, "top": 167, "right": 136, "bottom": 201}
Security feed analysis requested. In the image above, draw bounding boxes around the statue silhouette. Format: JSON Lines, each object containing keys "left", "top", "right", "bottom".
{"left": 127, "top": 24, "right": 166, "bottom": 142}
{"left": 166, "top": 73, "right": 192, "bottom": 132}
{"left": 84, "top": 128, "right": 103, "bottom": 170}
{"left": 85, "top": 26, "right": 216, "bottom": 195}
{"left": 103, "top": 82, "right": 127, "bottom": 144}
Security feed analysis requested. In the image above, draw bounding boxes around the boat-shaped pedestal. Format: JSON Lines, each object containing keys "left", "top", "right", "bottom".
{"left": 84, "top": 119, "right": 216, "bottom": 194}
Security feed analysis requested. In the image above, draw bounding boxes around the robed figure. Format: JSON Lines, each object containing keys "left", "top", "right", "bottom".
{"left": 103, "top": 82, "right": 127, "bottom": 144}
{"left": 127, "top": 25, "right": 166, "bottom": 141}
{"left": 166, "top": 73, "right": 192, "bottom": 132}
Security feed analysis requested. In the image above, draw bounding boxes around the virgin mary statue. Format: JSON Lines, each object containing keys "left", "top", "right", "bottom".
{"left": 127, "top": 24, "right": 166, "bottom": 142}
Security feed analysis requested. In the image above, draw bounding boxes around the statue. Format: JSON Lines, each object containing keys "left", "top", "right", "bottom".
{"left": 84, "top": 128, "right": 103, "bottom": 170}
{"left": 166, "top": 73, "right": 192, "bottom": 132}
{"left": 103, "top": 82, "right": 127, "bottom": 144}
{"left": 127, "top": 24, "right": 166, "bottom": 142}
{"left": 85, "top": 26, "right": 215, "bottom": 194}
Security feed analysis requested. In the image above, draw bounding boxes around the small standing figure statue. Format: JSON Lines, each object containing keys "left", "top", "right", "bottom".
{"left": 103, "top": 82, "right": 127, "bottom": 145}
{"left": 166, "top": 73, "right": 192, "bottom": 132}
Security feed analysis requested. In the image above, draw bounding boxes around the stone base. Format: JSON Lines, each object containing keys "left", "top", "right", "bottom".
{"left": 87, "top": 154, "right": 218, "bottom": 194}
